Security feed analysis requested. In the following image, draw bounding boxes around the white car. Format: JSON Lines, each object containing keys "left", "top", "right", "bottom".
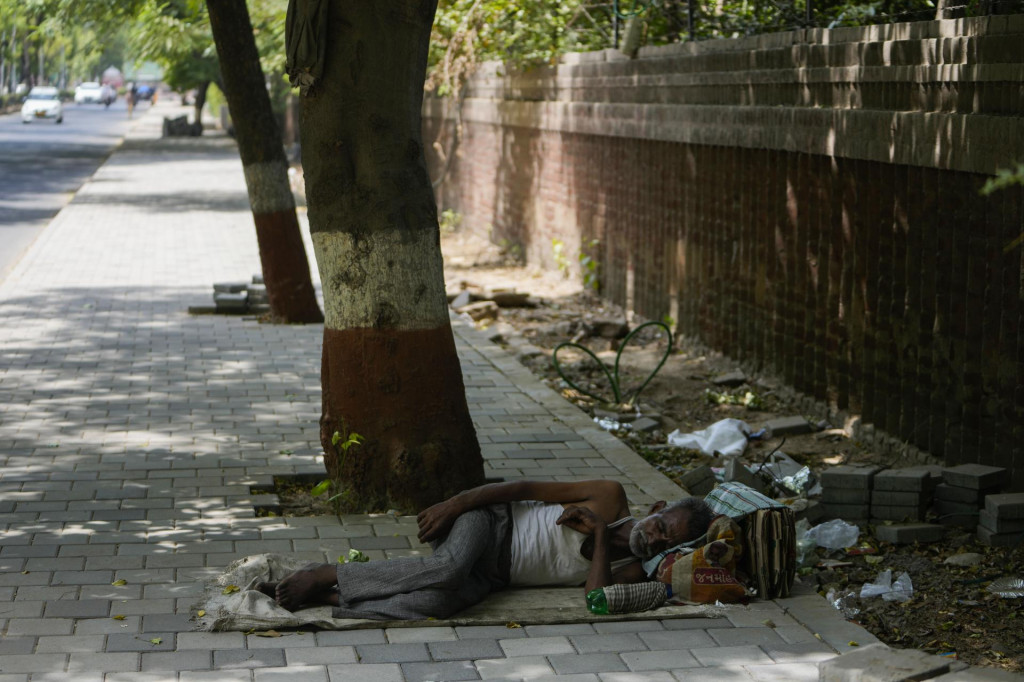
{"left": 21, "top": 86, "right": 63, "bottom": 124}
{"left": 74, "top": 81, "right": 104, "bottom": 104}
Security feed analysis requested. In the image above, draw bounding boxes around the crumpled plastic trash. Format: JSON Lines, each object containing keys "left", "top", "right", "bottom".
{"left": 750, "top": 452, "right": 822, "bottom": 496}
{"left": 986, "top": 577, "right": 1024, "bottom": 598}
{"left": 594, "top": 417, "right": 630, "bottom": 432}
{"left": 794, "top": 518, "right": 817, "bottom": 567}
{"left": 805, "top": 519, "right": 860, "bottom": 550}
{"left": 860, "top": 569, "right": 913, "bottom": 602}
{"left": 666, "top": 418, "right": 751, "bottom": 457}
{"left": 826, "top": 588, "right": 861, "bottom": 618}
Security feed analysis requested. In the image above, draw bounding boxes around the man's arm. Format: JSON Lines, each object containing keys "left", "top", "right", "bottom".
{"left": 417, "top": 479, "right": 627, "bottom": 543}
{"left": 558, "top": 506, "right": 648, "bottom": 593}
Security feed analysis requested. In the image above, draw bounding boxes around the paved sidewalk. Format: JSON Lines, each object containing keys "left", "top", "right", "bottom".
{"left": 0, "top": 99, "right": 877, "bottom": 681}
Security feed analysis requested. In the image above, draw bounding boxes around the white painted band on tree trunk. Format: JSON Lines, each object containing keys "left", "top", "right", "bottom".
{"left": 312, "top": 229, "right": 448, "bottom": 331}
{"left": 242, "top": 160, "right": 295, "bottom": 215}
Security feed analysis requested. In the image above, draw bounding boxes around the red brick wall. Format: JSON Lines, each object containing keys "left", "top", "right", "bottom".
{"left": 425, "top": 17, "right": 1024, "bottom": 489}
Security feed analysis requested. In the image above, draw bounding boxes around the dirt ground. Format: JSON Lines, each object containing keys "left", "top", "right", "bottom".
{"left": 438, "top": 229, "right": 1024, "bottom": 673}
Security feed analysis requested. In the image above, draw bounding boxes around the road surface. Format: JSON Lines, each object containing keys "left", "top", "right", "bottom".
{"left": 0, "top": 98, "right": 139, "bottom": 282}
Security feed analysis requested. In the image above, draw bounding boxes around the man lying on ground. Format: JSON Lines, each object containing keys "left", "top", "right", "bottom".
{"left": 257, "top": 479, "right": 713, "bottom": 620}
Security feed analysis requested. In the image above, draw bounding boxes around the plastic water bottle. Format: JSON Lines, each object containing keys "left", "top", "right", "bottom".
{"left": 586, "top": 583, "right": 670, "bottom": 614}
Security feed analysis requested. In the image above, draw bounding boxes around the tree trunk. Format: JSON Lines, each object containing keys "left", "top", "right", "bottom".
{"left": 205, "top": 0, "right": 323, "bottom": 324}
{"left": 193, "top": 80, "right": 209, "bottom": 132}
{"left": 299, "top": 0, "right": 484, "bottom": 513}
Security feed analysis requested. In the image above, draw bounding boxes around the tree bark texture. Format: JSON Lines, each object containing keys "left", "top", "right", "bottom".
{"left": 206, "top": 0, "right": 323, "bottom": 324}
{"left": 300, "top": 0, "right": 484, "bottom": 513}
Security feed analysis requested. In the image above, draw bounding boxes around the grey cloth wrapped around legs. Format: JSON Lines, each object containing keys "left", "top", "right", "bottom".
{"left": 332, "top": 504, "right": 511, "bottom": 620}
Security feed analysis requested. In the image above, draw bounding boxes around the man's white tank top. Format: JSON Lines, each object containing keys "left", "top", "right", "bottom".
{"left": 508, "top": 500, "right": 637, "bottom": 586}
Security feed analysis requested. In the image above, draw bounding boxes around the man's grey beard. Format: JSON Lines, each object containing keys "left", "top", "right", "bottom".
{"left": 629, "top": 522, "right": 653, "bottom": 559}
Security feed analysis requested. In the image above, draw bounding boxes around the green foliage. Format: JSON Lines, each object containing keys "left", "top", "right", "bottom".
{"left": 579, "top": 239, "right": 601, "bottom": 292}
{"left": 980, "top": 162, "right": 1024, "bottom": 253}
{"left": 338, "top": 549, "right": 370, "bottom": 564}
{"left": 705, "top": 388, "right": 763, "bottom": 409}
{"left": 552, "top": 239, "right": 570, "bottom": 277}
{"left": 439, "top": 209, "right": 463, "bottom": 234}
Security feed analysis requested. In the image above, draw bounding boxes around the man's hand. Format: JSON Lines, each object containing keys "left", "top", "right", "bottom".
{"left": 416, "top": 497, "right": 464, "bottom": 543}
{"left": 556, "top": 505, "right": 607, "bottom": 536}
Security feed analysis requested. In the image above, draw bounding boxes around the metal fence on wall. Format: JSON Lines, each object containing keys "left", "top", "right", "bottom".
{"left": 566, "top": 0, "right": 1024, "bottom": 48}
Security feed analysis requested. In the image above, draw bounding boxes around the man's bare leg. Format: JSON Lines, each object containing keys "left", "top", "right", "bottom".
{"left": 256, "top": 563, "right": 340, "bottom": 611}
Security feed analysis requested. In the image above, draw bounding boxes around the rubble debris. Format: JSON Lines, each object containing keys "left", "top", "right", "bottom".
{"left": 711, "top": 370, "right": 747, "bottom": 387}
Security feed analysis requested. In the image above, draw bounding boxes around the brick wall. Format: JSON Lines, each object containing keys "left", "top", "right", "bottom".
{"left": 424, "top": 16, "right": 1024, "bottom": 489}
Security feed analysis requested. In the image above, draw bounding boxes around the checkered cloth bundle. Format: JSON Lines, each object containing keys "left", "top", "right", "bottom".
{"left": 602, "top": 581, "right": 669, "bottom": 613}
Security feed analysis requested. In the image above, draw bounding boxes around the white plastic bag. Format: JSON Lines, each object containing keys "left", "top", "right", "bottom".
{"left": 860, "top": 569, "right": 913, "bottom": 602}
{"left": 666, "top": 418, "right": 751, "bottom": 457}
{"left": 805, "top": 519, "right": 860, "bottom": 550}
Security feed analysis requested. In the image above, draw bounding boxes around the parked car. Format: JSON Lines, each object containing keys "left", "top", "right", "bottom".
{"left": 74, "top": 81, "right": 104, "bottom": 104}
{"left": 21, "top": 86, "right": 63, "bottom": 124}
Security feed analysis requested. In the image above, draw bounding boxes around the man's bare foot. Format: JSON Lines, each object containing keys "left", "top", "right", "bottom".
{"left": 275, "top": 563, "right": 338, "bottom": 611}
{"left": 255, "top": 581, "right": 277, "bottom": 599}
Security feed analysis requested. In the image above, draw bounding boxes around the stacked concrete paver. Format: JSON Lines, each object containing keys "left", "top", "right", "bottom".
{"left": 0, "top": 101, "right": 1018, "bottom": 681}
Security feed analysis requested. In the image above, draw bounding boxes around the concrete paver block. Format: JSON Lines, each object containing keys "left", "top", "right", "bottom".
{"left": 871, "top": 490, "right": 928, "bottom": 506}
{"left": 935, "top": 484, "right": 989, "bottom": 504}
{"left": 823, "top": 488, "right": 872, "bottom": 504}
{"left": 976, "top": 525, "right": 1023, "bottom": 547}
{"left": 985, "top": 493, "right": 1024, "bottom": 519}
{"left": 873, "top": 523, "right": 945, "bottom": 545}
{"left": 821, "top": 465, "right": 882, "bottom": 490}
{"left": 400, "top": 660, "right": 479, "bottom": 682}
{"left": 941, "top": 464, "right": 1006, "bottom": 491}
{"left": 979, "top": 509, "right": 1024, "bottom": 533}
{"left": 818, "top": 642, "right": 951, "bottom": 681}
{"left": 765, "top": 416, "right": 813, "bottom": 436}
{"left": 873, "top": 468, "right": 934, "bottom": 492}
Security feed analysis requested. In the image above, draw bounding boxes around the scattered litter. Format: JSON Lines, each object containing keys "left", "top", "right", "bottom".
{"left": 818, "top": 559, "right": 854, "bottom": 568}
{"left": 805, "top": 519, "right": 860, "bottom": 550}
{"left": 595, "top": 417, "right": 630, "bottom": 432}
{"left": 827, "top": 588, "right": 861, "bottom": 618}
{"left": 986, "top": 576, "right": 1024, "bottom": 598}
{"left": 860, "top": 569, "right": 913, "bottom": 602}
{"left": 794, "top": 518, "right": 816, "bottom": 566}
{"left": 666, "top": 418, "right": 751, "bottom": 457}
{"left": 943, "top": 552, "right": 983, "bottom": 567}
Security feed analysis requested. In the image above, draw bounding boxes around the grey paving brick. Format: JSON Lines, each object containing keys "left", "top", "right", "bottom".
{"left": 663, "top": 617, "right": 734, "bottom": 630}
{"left": 246, "top": 632, "right": 318, "bottom": 649}
{"left": 213, "top": 648, "right": 287, "bottom": 668}
{"left": 691, "top": 644, "right": 774, "bottom": 667}
{"left": 548, "top": 651, "right": 626, "bottom": 671}
{"left": 141, "top": 650, "right": 214, "bottom": 671}
{"left": 5, "top": 617, "right": 74, "bottom": 636}
{"left": 401, "top": 660, "right": 480, "bottom": 682}
{"left": 569, "top": 633, "right": 648, "bottom": 654}
{"left": 0, "top": 654, "right": 67, "bottom": 673}
{"left": 709, "top": 627, "right": 787, "bottom": 648}
{"left": 746, "top": 661, "right": 822, "bottom": 681}
{"left": 106, "top": 674, "right": 179, "bottom": 682}
{"left": 524, "top": 624, "right": 596, "bottom": 637}
{"left": 254, "top": 666, "right": 329, "bottom": 682}
{"left": 500, "top": 635, "right": 575, "bottom": 657}
{"left": 474, "top": 655, "right": 554, "bottom": 679}
{"left": 631, "top": 626, "right": 718, "bottom": 652}
{"left": 0, "top": 637, "right": 36, "bottom": 654}
{"left": 285, "top": 646, "right": 358, "bottom": 665}
{"left": 620, "top": 648, "right": 702, "bottom": 671}
{"left": 385, "top": 626, "right": 458, "bottom": 643}
{"left": 66, "top": 652, "right": 140, "bottom": 671}
{"left": 325, "top": 663, "right": 404, "bottom": 682}
{"left": 453, "top": 625, "right": 527, "bottom": 640}
{"left": 105, "top": 632, "right": 175, "bottom": 652}
{"left": 180, "top": 671, "right": 252, "bottom": 682}
{"left": 35, "top": 635, "right": 105, "bottom": 653}
{"left": 355, "top": 642, "right": 431, "bottom": 663}
{"left": 428, "top": 639, "right": 503, "bottom": 661}
{"left": 44, "top": 599, "right": 110, "bottom": 618}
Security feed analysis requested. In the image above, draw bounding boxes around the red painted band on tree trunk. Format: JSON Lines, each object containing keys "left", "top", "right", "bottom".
{"left": 320, "top": 325, "right": 485, "bottom": 513}
{"left": 251, "top": 209, "right": 323, "bottom": 323}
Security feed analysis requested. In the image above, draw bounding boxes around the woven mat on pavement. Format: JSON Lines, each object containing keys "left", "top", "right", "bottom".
{"left": 194, "top": 554, "right": 726, "bottom": 632}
